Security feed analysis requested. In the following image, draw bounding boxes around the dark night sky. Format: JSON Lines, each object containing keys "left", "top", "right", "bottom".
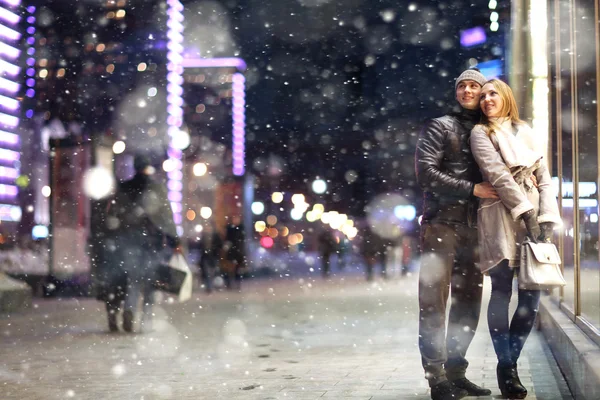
{"left": 33, "top": 0, "right": 506, "bottom": 215}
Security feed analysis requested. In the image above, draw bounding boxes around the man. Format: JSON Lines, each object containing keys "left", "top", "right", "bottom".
{"left": 105, "top": 154, "right": 179, "bottom": 333}
{"left": 415, "top": 68, "right": 497, "bottom": 400}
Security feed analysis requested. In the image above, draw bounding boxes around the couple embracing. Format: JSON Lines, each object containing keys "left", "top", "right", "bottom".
{"left": 415, "top": 68, "right": 561, "bottom": 400}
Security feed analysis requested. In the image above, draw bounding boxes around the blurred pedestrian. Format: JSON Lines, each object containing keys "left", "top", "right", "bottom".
{"left": 336, "top": 232, "right": 350, "bottom": 270}
{"left": 104, "top": 154, "right": 180, "bottom": 333}
{"left": 198, "top": 224, "right": 222, "bottom": 293}
{"left": 360, "top": 225, "right": 387, "bottom": 281}
{"left": 471, "top": 79, "right": 561, "bottom": 399}
{"left": 415, "top": 68, "right": 496, "bottom": 400}
{"left": 222, "top": 215, "right": 245, "bottom": 290}
{"left": 400, "top": 236, "right": 412, "bottom": 276}
{"left": 93, "top": 197, "right": 126, "bottom": 332}
{"left": 317, "top": 228, "right": 337, "bottom": 278}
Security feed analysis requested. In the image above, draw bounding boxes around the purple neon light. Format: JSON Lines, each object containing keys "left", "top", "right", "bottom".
{"left": 166, "top": 0, "right": 184, "bottom": 228}
{"left": 0, "top": 24, "right": 19, "bottom": 40}
{"left": 0, "top": 129, "right": 18, "bottom": 145}
{"left": 168, "top": 180, "right": 183, "bottom": 192}
{"left": 0, "top": 166, "right": 17, "bottom": 178}
{"left": 0, "top": 41, "right": 20, "bottom": 58}
{"left": 0, "top": 112, "right": 17, "bottom": 127}
{"left": 0, "top": 59, "right": 19, "bottom": 75}
{"left": 25, "top": 89, "right": 34, "bottom": 98}
{"left": 0, "top": 0, "right": 20, "bottom": 7}
{"left": 460, "top": 26, "right": 487, "bottom": 48}
{"left": 167, "top": 170, "right": 183, "bottom": 181}
{"left": 0, "top": 7, "right": 19, "bottom": 24}
{"left": 0, "top": 0, "right": 24, "bottom": 205}
{"left": 0, "top": 184, "right": 17, "bottom": 196}
{"left": 0, "top": 94, "right": 18, "bottom": 111}
{"left": 0, "top": 76, "right": 19, "bottom": 93}
{"left": 173, "top": 213, "right": 182, "bottom": 225}
{"left": 231, "top": 73, "right": 246, "bottom": 176}
{"left": 181, "top": 57, "right": 247, "bottom": 71}
{"left": 168, "top": 191, "right": 183, "bottom": 202}
{"left": 0, "top": 148, "right": 19, "bottom": 161}
{"left": 26, "top": 5, "right": 34, "bottom": 13}
{"left": 26, "top": 26, "right": 34, "bottom": 35}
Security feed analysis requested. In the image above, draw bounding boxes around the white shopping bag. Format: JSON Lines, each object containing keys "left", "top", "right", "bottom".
{"left": 154, "top": 252, "right": 193, "bottom": 302}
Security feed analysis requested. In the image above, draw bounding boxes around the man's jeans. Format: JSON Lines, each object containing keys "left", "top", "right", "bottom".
{"left": 418, "top": 222, "right": 484, "bottom": 387}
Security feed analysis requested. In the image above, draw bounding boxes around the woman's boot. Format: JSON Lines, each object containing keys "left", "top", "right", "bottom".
{"left": 497, "top": 363, "right": 527, "bottom": 399}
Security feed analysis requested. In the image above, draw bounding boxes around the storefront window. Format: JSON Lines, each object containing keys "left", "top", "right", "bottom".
{"left": 575, "top": 0, "right": 599, "bottom": 329}
{"left": 554, "top": 0, "right": 576, "bottom": 310}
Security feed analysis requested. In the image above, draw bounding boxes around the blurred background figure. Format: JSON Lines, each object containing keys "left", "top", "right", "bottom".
{"left": 336, "top": 231, "right": 350, "bottom": 270}
{"left": 93, "top": 196, "right": 126, "bottom": 333}
{"left": 361, "top": 225, "right": 388, "bottom": 281}
{"left": 317, "top": 227, "right": 338, "bottom": 278}
{"left": 222, "top": 215, "right": 245, "bottom": 291}
{"left": 197, "top": 223, "right": 222, "bottom": 294}
{"left": 104, "top": 154, "right": 180, "bottom": 333}
{"left": 400, "top": 236, "right": 413, "bottom": 276}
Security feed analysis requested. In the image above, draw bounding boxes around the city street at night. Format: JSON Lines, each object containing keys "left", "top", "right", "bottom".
{"left": 0, "top": 0, "right": 599, "bottom": 399}
{"left": 1, "top": 270, "right": 572, "bottom": 400}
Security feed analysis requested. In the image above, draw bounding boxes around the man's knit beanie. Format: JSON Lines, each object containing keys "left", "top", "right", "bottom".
{"left": 455, "top": 68, "right": 487, "bottom": 90}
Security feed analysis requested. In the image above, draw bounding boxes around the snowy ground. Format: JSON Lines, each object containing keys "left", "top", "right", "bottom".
{"left": 0, "top": 272, "right": 571, "bottom": 400}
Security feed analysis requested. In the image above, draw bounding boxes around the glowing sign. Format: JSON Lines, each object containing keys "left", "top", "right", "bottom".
{"left": 460, "top": 27, "right": 487, "bottom": 47}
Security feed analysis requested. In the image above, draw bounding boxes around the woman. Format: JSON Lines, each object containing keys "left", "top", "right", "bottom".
{"left": 470, "top": 79, "right": 561, "bottom": 399}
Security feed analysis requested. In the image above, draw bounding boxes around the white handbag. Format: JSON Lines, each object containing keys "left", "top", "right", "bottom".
{"left": 519, "top": 239, "right": 566, "bottom": 290}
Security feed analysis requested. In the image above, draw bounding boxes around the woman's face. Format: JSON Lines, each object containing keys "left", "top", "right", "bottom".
{"left": 480, "top": 83, "right": 504, "bottom": 118}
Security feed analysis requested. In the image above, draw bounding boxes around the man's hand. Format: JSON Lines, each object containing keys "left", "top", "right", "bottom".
{"left": 473, "top": 182, "right": 499, "bottom": 199}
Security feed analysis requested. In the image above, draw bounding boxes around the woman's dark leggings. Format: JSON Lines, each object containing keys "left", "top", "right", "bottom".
{"left": 488, "top": 261, "right": 541, "bottom": 367}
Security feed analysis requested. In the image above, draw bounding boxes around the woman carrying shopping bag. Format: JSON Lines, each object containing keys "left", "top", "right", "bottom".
{"left": 470, "top": 79, "right": 562, "bottom": 399}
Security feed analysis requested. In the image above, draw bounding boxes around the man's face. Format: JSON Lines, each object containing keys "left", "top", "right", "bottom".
{"left": 455, "top": 80, "right": 482, "bottom": 110}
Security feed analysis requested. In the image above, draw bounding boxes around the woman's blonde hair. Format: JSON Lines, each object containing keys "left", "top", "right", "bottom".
{"left": 480, "top": 78, "right": 524, "bottom": 136}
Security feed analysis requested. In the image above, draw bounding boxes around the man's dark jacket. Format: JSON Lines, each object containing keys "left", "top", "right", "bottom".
{"left": 415, "top": 108, "right": 483, "bottom": 227}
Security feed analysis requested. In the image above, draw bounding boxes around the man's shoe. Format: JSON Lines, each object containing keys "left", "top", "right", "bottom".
{"left": 123, "top": 310, "right": 134, "bottom": 333}
{"left": 430, "top": 381, "right": 468, "bottom": 400}
{"left": 450, "top": 378, "right": 492, "bottom": 396}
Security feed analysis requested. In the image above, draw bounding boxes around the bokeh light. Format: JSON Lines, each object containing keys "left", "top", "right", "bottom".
{"left": 112, "top": 140, "right": 126, "bottom": 154}
{"left": 83, "top": 166, "right": 115, "bottom": 200}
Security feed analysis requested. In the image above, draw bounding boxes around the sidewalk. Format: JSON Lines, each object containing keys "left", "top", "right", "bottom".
{"left": 0, "top": 273, "right": 572, "bottom": 399}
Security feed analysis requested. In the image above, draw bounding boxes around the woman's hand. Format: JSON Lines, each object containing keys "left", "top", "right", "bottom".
{"left": 522, "top": 210, "right": 541, "bottom": 242}
{"left": 538, "top": 222, "right": 554, "bottom": 243}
